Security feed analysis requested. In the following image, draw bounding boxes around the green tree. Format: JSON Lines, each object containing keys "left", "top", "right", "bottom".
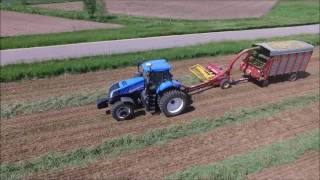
{"left": 83, "top": 0, "right": 96, "bottom": 18}
{"left": 83, "top": 0, "right": 107, "bottom": 19}
{"left": 96, "top": 0, "right": 107, "bottom": 19}
{"left": 9, "top": 0, "right": 27, "bottom": 6}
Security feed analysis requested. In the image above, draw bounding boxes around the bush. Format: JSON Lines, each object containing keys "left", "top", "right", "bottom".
{"left": 83, "top": 0, "right": 107, "bottom": 19}
{"left": 83, "top": 0, "right": 96, "bottom": 18}
{"left": 6, "top": 0, "right": 26, "bottom": 6}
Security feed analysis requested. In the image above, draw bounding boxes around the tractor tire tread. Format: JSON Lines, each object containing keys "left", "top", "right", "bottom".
{"left": 111, "top": 101, "right": 134, "bottom": 121}
{"left": 159, "top": 90, "right": 188, "bottom": 117}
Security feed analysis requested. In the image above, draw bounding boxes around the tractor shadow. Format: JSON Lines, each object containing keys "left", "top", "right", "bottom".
{"left": 188, "top": 86, "right": 216, "bottom": 96}
{"left": 134, "top": 106, "right": 195, "bottom": 119}
{"left": 107, "top": 105, "right": 196, "bottom": 120}
{"left": 135, "top": 110, "right": 147, "bottom": 118}
{"left": 106, "top": 109, "right": 147, "bottom": 121}
{"left": 181, "top": 106, "right": 196, "bottom": 114}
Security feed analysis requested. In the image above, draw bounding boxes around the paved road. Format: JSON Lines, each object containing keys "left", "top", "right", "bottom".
{"left": 1, "top": 24, "right": 319, "bottom": 66}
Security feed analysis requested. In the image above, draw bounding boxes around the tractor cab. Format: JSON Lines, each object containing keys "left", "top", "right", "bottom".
{"left": 139, "top": 59, "right": 173, "bottom": 88}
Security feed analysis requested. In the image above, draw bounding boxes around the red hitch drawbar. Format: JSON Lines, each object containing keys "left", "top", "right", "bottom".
{"left": 184, "top": 48, "right": 255, "bottom": 93}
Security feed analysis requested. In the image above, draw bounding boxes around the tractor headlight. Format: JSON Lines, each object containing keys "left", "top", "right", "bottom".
{"left": 109, "top": 90, "right": 119, "bottom": 98}
{"left": 108, "top": 83, "right": 120, "bottom": 98}
{"left": 109, "top": 90, "right": 114, "bottom": 98}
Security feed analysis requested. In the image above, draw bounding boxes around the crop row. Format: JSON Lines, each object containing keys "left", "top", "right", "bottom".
{"left": 168, "top": 129, "right": 319, "bottom": 180}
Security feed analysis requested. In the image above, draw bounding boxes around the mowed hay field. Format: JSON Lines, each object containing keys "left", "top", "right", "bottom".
{"left": 0, "top": 10, "right": 122, "bottom": 37}
{"left": 33, "top": 0, "right": 278, "bottom": 20}
{"left": 1, "top": 49, "right": 319, "bottom": 179}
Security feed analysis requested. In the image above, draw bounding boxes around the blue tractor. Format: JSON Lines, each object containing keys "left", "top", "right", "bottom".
{"left": 97, "top": 59, "right": 191, "bottom": 121}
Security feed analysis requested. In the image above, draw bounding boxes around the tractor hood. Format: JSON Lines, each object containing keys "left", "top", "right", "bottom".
{"left": 118, "top": 77, "right": 145, "bottom": 89}
{"left": 109, "top": 77, "right": 145, "bottom": 98}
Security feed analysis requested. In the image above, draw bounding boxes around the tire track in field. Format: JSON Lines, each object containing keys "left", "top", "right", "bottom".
{"left": 1, "top": 51, "right": 319, "bottom": 163}
{"left": 28, "top": 103, "right": 319, "bottom": 179}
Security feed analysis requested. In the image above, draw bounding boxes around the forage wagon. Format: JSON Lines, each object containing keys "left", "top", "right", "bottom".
{"left": 240, "top": 40, "right": 314, "bottom": 86}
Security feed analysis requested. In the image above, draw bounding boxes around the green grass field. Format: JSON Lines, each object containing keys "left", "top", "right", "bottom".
{"left": 1, "top": 33, "right": 318, "bottom": 83}
{"left": 25, "top": 0, "right": 79, "bottom": 4}
{"left": 1, "top": 0, "right": 319, "bottom": 49}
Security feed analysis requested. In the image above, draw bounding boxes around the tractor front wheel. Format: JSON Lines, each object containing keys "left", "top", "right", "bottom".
{"left": 111, "top": 101, "right": 134, "bottom": 121}
{"left": 159, "top": 90, "right": 188, "bottom": 117}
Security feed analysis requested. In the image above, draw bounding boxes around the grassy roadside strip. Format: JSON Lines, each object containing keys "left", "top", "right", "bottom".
{"left": 4, "top": 0, "right": 79, "bottom": 5}
{"left": 0, "top": 75, "right": 197, "bottom": 120}
{"left": 167, "top": 129, "right": 320, "bottom": 180}
{"left": 0, "top": 90, "right": 105, "bottom": 120}
{"left": 0, "top": 0, "right": 319, "bottom": 49}
{"left": 25, "top": 0, "right": 80, "bottom": 5}
{"left": 1, "top": 34, "right": 319, "bottom": 83}
{"left": 1, "top": 92, "right": 318, "bottom": 179}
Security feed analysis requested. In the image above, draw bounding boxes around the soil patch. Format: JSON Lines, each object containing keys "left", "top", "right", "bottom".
{"left": 33, "top": 0, "right": 278, "bottom": 20}
{"left": 0, "top": 10, "right": 122, "bottom": 37}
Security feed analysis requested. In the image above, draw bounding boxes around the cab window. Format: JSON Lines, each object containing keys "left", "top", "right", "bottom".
{"left": 150, "top": 71, "right": 172, "bottom": 85}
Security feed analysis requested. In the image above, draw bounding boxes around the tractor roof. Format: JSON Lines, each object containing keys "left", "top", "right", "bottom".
{"left": 254, "top": 40, "right": 314, "bottom": 56}
{"left": 142, "top": 59, "right": 171, "bottom": 72}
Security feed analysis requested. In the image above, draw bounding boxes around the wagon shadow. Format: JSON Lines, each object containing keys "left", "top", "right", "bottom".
{"left": 250, "top": 72, "right": 311, "bottom": 87}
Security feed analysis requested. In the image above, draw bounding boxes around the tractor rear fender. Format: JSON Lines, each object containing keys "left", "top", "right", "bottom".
{"left": 109, "top": 91, "right": 141, "bottom": 105}
{"left": 120, "top": 97, "right": 135, "bottom": 105}
{"left": 156, "top": 80, "right": 182, "bottom": 95}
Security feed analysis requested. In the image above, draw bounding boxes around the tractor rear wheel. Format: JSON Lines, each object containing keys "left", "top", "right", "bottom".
{"left": 111, "top": 101, "right": 134, "bottom": 121}
{"left": 159, "top": 90, "right": 188, "bottom": 117}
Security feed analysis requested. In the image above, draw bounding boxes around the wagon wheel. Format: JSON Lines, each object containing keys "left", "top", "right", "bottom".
{"left": 220, "top": 79, "right": 232, "bottom": 89}
{"left": 288, "top": 73, "right": 298, "bottom": 82}
{"left": 261, "top": 79, "right": 269, "bottom": 87}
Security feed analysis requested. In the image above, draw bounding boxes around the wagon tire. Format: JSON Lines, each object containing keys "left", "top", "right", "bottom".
{"left": 261, "top": 79, "right": 269, "bottom": 87}
{"left": 220, "top": 79, "right": 232, "bottom": 89}
{"left": 111, "top": 101, "right": 134, "bottom": 121}
{"left": 288, "top": 73, "right": 298, "bottom": 82}
{"left": 159, "top": 90, "right": 188, "bottom": 117}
